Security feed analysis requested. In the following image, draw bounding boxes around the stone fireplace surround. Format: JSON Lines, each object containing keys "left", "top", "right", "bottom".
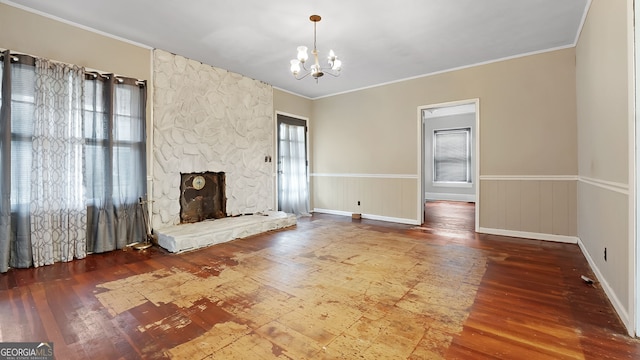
{"left": 151, "top": 49, "right": 295, "bottom": 252}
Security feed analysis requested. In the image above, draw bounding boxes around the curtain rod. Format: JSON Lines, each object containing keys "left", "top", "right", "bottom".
{"left": 1, "top": 49, "right": 147, "bottom": 86}
{"left": 0, "top": 55, "right": 19, "bottom": 62}
{"left": 85, "top": 71, "right": 146, "bottom": 87}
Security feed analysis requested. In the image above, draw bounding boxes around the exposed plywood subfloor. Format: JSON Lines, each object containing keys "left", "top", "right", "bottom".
{"left": 95, "top": 220, "right": 487, "bottom": 359}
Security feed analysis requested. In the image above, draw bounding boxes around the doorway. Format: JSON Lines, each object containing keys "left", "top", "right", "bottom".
{"left": 276, "top": 113, "right": 310, "bottom": 216}
{"left": 418, "top": 99, "right": 479, "bottom": 228}
{"left": 423, "top": 200, "right": 476, "bottom": 233}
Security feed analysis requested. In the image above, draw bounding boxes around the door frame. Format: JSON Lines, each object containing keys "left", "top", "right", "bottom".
{"left": 275, "top": 111, "right": 310, "bottom": 212}
{"left": 417, "top": 99, "right": 480, "bottom": 229}
{"left": 633, "top": 0, "right": 639, "bottom": 337}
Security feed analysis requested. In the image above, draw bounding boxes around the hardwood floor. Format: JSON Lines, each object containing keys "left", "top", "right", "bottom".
{"left": 1, "top": 201, "right": 639, "bottom": 359}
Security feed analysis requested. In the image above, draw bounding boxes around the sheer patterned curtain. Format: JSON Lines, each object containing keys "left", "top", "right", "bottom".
{"left": 278, "top": 120, "right": 310, "bottom": 216}
{"left": 30, "top": 59, "right": 87, "bottom": 267}
{"left": 85, "top": 74, "right": 146, "bottom": 253}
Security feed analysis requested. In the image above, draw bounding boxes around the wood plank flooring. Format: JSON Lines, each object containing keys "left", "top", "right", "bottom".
{"left": 0, "top": 201, "right": 639, "bottom": 359}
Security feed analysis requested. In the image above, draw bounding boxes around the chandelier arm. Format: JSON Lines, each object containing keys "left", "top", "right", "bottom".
{"left": 293, "top": 72, "right": 312, "bottom": 80}
{"left": 323, "top": 71, "right": 340, "bottom": 78}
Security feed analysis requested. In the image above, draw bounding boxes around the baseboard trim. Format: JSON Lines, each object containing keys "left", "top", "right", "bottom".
{"left": 311, "top": 173, "right": 418, "bottom": 179}
{"left": 577, "top": 238, "right": 633, "bottom": 336}
{"left": 361, "top": 213, "right": 421, "bottom": 225}
{"left": 477, "top": 227, "right": 579, "bottom": 244}
{"left": 313, "top": 208, "right": 420, "bottom": 226}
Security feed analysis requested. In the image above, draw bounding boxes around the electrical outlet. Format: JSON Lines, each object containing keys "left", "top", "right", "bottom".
{"left": 357, "top": 201, "right": 360, "bottom": 206}
{"left": 604, "top": 247, "right": 607, "bottom": 262}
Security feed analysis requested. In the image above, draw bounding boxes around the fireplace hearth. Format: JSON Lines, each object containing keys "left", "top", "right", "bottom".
{"left": 180, "top": 171, "right": 226, "bottom": 224}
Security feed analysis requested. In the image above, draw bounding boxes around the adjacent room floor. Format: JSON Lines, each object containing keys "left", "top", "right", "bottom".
{"left": 1, "top": 201, "right": 639, "bottom": 359}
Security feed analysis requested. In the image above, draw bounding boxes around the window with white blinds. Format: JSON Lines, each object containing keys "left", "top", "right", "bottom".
{"left": 433, "top": 128, "right": 471, "bottom": 183}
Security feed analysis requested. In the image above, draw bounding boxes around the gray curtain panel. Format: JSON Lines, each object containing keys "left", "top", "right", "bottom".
{"left": 0, "top": 53, "right": 37, "bottom": 272}
{"left": 85, "top": 74, "right": 147, "bottom": 253}
{"left": 0, "top": 50, "right": 12, "bottom": 273}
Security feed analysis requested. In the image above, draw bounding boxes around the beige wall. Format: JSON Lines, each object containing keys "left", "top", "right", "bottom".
{"left": 576, "top": 0, "right": 633, "bottom": 331}
{"left": 577, "top": 1, "right": 630, "bottom": 184}
{"left": 0, "top": 3, "right": 150, "bottom": 80}
{"left": 313, "top": 49, "right": 577, "bottom": 176}
{"left": 274, "top": 89, "right": 313, "bottom": 121}
{"left": 312, "top": 48, "right": 578, "bottom": 226}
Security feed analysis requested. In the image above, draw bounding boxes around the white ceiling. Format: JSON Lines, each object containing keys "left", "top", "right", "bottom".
{"left": 3, "top": 0, "right": 590, "bottom": 99}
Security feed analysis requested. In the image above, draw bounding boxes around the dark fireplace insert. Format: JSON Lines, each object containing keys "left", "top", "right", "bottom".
{"left": 179, "top": 171, "right": 226, "bottom": 224}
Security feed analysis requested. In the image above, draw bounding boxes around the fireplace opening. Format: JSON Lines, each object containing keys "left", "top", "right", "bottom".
{"left": 180, "top": 171, "right": 226, "bottom": 224}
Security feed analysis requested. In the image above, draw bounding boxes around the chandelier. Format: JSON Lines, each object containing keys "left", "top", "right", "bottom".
{"left": 290, "top": 15, "right": 342, "bottom": 81}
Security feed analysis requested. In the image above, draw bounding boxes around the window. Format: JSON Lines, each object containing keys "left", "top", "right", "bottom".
{"left": 433, "top": 127, "right": 472, "bottom": 184}
{"left": 84, "top": 75, "right": 146, "bottom": 205}
{"left": 0, "top": 50, "right": 148, "bottom": 271}
{"left": 83, "top": 74, "right": 147, "bottom": 253}
{"left": 6, "top": 59, "right": 36, "bottom": 208}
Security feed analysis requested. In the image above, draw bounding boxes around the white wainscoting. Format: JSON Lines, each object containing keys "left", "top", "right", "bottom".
{"left": 576, "top": 176, "right": 630, "bottom": 336}
{"left": 478, "top": 175, "right": 578, "bottom": 239}
{"left": 311, "top": 173, "right": 419, "bottom": 225}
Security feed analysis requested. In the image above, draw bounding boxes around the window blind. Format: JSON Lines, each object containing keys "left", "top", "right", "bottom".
{"left": 433, "top": 128, "right": 471, "bottom": 183}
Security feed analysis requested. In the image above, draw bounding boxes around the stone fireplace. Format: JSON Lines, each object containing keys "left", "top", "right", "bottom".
{"left": 152, "top": 49, "right": 275, "bottom": 229}
{"left": 151, "top": 49, "right": 296, "bottom": 253}
{"left": 180, "top": 171, "right": 226, "bottom": 223}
